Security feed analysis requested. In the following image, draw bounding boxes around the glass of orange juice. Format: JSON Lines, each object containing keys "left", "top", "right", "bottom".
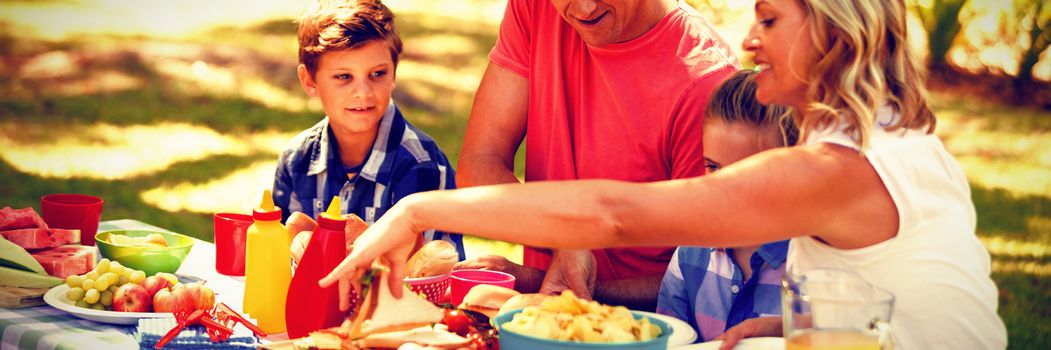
{"left": 782, "top": 268, "right": 894, "bottom": 350}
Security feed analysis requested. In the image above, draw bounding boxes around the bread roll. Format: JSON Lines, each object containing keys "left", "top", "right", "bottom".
{"left": 290, "top": 231, "right": 312, "bottom": 265}
{"left": 405, "top": 240, "right": 458, "bottom": 278}
{"left": 344, "top": 213, "right": 368, "bottom": 247}
{"left": 285, "top": 211, "right": 317, "bottom": 237}
{"left": 289, "top": 212, "right": 367, "bottom": 265}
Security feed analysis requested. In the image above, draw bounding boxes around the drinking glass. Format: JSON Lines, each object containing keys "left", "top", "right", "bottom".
{"left": 40, "top": 194, "right": 104, "bottom": 246}
{"left": 782, "top": 267, "right": 895, "bottom": 350}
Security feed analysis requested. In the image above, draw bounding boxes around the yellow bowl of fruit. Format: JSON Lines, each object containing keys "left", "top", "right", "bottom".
{"left": 96, "top": 230, "right": 194, "bottom": 276}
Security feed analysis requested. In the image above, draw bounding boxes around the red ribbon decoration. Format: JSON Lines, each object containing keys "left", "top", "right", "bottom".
{"left": 154, "top": 303, "right": 265, "bottom": 349}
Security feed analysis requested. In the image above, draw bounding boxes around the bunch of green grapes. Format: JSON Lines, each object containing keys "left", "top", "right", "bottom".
{"left": 63, "top": 258, "right": 147, "bottom": 310}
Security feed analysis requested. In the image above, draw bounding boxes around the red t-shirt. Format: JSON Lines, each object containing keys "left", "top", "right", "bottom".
{"left": 489, "top": 0, "right": 738, "bottom": 281}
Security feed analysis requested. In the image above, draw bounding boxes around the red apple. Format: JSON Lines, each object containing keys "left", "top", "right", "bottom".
{"left": 141, "top": 275, "right": 173, "bottom": 299}
{"left": 113, "top": 283, "right": 152, "bottom": 312}
{"left": 153, "top": 284, "right": 194, "bottom": 314}
{"left": 183, "top": 283, "right": 215, "bottom": 310}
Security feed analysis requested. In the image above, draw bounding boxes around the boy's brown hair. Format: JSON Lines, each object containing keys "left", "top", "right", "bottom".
{"left": 298, "top": 0, "right": 403, "bottom": 77}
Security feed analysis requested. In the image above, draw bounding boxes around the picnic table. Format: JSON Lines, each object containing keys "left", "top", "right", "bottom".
{"left": 0, "top": 219, "right": 280, "bottom": 350}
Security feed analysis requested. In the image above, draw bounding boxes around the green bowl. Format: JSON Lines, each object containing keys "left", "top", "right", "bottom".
{"left": 95, "top": 230, "right": 194, "bottom": 276}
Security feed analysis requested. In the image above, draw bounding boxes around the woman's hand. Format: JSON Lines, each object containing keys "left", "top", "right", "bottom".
{"left": 714, "top": 316, "right": 782, "bottom": 350}
{"left": 319, "top": 198, "right": 423, "bottom": 311}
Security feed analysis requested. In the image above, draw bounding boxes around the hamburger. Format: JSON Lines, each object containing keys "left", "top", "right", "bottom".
{"left": 458, "top": 284, "right": 521, "bottom": 319}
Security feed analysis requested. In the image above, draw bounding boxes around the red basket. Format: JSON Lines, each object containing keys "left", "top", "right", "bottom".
{"left": 405, "top": 274, "right": 450, "bottom": 304}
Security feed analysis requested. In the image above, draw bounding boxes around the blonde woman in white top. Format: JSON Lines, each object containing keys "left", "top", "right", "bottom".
{"left": 322, "top": 0, "right": 1007, "bottom": 348}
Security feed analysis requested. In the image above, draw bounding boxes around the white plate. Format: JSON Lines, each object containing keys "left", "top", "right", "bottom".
{"left": 44, "top": 284, "right": 175, "bottom": 325}
{"left": 633, "top": 311, "right": 698, "bottom": 348}
{"left": 672, "top": 337, "right": 784, "bottom": 350}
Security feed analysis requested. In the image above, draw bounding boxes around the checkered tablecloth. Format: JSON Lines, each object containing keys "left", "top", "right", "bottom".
{"left": 0, "top": 219, "right": 262, "bottom": 350}
{"left": 0, "top": 305, "right": 138, "bottom": 350}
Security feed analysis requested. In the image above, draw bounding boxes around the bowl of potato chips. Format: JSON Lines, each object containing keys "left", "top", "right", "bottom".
{"left": 494, "top": 291, "right": 672, "bottom": 350}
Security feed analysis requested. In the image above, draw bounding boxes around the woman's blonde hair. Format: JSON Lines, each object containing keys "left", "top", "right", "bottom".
{"left": 797, "top": 0, "right": 934, "bottom": 150}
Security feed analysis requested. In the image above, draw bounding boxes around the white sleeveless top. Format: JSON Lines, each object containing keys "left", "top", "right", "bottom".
{"left": 787, "top": 106, "right": 1007, "bottom": 349}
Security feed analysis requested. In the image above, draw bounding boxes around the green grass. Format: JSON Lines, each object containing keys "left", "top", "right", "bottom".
{"left": 0, "top": 4, "right": 1048, "bottom": 349}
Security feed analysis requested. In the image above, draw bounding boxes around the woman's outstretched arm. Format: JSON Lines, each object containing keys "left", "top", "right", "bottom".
{"left": 321, "top": 143, "right": 896, "bottom": 300}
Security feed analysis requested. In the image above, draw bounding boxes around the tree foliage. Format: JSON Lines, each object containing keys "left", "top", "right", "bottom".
{"left": 912, "top": 0, "right": 969, "bottom": 70}
{"left": 1015, "top": 0, "right": 1051, "bottom": 85}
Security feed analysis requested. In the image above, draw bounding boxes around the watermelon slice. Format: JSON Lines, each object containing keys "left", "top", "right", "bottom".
{"left": 30, "top": 245, "right": 96, "bottom": 278}
{"left": 0, "top": 228, "right": 80, "bottom": 250}
{"left": 0, "top": 207, "right": 48, "bottom": 230}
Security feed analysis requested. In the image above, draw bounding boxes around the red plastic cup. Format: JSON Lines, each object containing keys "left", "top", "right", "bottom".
{"left": 40, "top": 194, "right": 104, "bottom": 246}
{"left": 214, "top": 213, "right": 253, "bottom": 276}
{"left": 450, "top": 269, "right": 516, "bottom": 306}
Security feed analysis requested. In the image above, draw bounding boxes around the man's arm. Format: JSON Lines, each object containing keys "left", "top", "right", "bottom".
{"left": 454, "top": 255, "right": 546, "bottom": 293}
{"left": 457, "top": 62, "right": 529, "bottom": 187}
{"left": 593, "top": 276, "right": 663, "bottom": 312}
{"left": 453, "top": 62, "right": 536, "bottom": 283}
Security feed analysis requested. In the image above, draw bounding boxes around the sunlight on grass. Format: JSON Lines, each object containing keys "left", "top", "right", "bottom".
{"left": 154, "top": 59, "right": 315, "bottom": 113}
{"left": 957, "top": 157, "right": 1051, "bottom": 198}
{"left": 0, "top": 123, "right": 247, "bottom": 179}
{"left": 0, "top": 1, "right": 302, "bottom": 39}
{"left": 992, "top": 260, "right": 1051, "bottom": 276}
{"left": 934, "top": 94, "right": 1051, "bottom": 198}
{"left": 981, "top": 236, "right": 1051, "bottom": 258}
{"left": 385, "top": 0, "right": 506, "bottom": 27}
{"left": 52, "top": 70, "right": 143, "bottom": 96}
{"left": 463, "top": 236, "right": 522, "bottom": 263}
{"left": 141, "top": 160, "right": 278, "bottom": 214}
{"left": 17, "top": 51, "right": 143, "bottom": 96}
{"left": 398, "top": 61, "right": 485, "bottom": 95}
{"left": 409, "top": 34, "right": 481, "bottom": 58}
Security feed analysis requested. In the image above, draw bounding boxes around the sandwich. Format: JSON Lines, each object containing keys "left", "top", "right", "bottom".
{"left": 273, "top": 265, "right": 471, "bottom": 350}
{"left": 355, "top": 325, "right": 474, "bottom": 349}
{"left": 343, "top": 266, "right": 445, "bottom": 338}
{"left": 457, "top": 284, "right": 521, "bottom": 319}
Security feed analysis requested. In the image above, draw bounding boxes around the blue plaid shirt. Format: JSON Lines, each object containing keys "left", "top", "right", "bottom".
{"left": 656, "top": 241, "right": 788, "bottom": 342}
{"left": 272, "top": 100, "right": 465, "bottom": 260}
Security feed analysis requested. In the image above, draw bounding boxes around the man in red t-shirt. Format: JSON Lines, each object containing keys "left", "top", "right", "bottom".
{"left": 454, "top": 0, "right": 738, "bottom": 310}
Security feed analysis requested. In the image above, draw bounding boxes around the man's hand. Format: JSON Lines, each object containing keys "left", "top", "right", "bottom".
{"left": 539, "top": 249, "right": 597, "bottom": 300}
{"left": 714, "top": 316, "right": 782, "bottom": 350}
{"left": 454, "top": 255, "right": 545, "bottom": 293}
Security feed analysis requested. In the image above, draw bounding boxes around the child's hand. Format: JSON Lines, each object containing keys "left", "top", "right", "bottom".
{"left": 714, "top": 316, "right": 782, "bottom": 350}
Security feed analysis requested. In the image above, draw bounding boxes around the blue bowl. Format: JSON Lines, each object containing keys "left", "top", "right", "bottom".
{"left": 494, "top": 308, "right": 673, "bottom": 350}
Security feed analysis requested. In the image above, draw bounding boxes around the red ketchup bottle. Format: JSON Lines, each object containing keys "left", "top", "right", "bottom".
{"left": 285, "top": 196, "right": 348, "bottom": 338}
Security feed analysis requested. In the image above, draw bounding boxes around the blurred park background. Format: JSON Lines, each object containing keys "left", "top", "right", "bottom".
{"left": 0, "top": 0, "right": 1048, "bottom": 347}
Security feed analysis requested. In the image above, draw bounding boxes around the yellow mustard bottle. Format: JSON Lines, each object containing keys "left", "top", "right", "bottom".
{"left": 243, "top": 189, "right": 291, "bottom": 334}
